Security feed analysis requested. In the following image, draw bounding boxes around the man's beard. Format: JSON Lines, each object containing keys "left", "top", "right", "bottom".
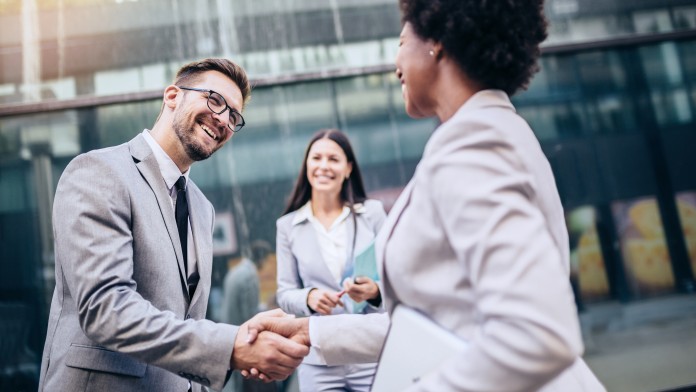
{"left": 172, "top": 110, "right": 218, "bottom": 162}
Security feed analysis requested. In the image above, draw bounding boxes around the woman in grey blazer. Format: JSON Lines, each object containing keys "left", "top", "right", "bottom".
{"left": 276, "top": 129, "right": 387, "bottom": 391}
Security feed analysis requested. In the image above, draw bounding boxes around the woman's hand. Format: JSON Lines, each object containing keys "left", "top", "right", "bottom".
{"left": 307, "top": 288, "right": 344, "bottom": 315}
{"left": 343, "top": 277, "right": 380, "bottom": 303}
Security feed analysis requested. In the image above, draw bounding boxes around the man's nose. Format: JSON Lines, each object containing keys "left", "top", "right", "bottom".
{"left": 211, "top": 110, "right": 228, "bottom": 128}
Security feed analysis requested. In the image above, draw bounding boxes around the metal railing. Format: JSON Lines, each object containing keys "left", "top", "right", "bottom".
{"left": 1, "top": 29, "right": 695, "bottom": 119}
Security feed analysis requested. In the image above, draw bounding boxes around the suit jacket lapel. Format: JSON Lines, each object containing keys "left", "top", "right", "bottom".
{"left": 344, "top": 215, "right": 356, "bottom": 264}
{"left": 294, "top": 220, "right": 337, "bottom": 286}
{"left": 187, "top": 187, "right": 212, "bottom": 311}
{"left": 128, "top": 134, "right": 189, "bottom": 298}
{"left": 376, "top": 178, "right": 416, "bottom": 312}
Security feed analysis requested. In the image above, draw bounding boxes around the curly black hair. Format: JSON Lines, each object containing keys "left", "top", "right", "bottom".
{"left": 399, "top": 0, "right": 548, "bottom": 95}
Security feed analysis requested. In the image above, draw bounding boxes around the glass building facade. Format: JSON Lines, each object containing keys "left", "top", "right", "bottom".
{"left": 1, "top": 0, "right": 696, "bottom": 390}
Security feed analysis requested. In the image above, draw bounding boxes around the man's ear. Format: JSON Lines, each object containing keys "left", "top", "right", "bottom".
{"left": 163, "top": 85, "right": 180, "bottom": 110}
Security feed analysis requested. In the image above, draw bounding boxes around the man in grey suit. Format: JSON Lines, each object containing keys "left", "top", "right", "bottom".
{"left": 39, "top": 58, "right": 308, "bottom": 392}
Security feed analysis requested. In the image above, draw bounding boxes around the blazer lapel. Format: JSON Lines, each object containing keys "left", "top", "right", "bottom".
{"left": 129, "top": 135, "right": 189, "bottom": 298}
{"left": 344, "top": 215, "right": 356, "bottom": 264}
{"left": 342, "top": 208, "right": 373, "bottom": 278}
{"left": 294, "top": 220, "right": 339, "bottom": 286}
{"left": 376, "top": 178, "right": 416, "bottom": 312}
{"left": 187, "top": 188, "right": 212, "bottom": 311}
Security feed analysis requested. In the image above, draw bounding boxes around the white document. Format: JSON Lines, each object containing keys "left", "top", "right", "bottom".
{"left": 371, "top": 305, "right": 469, "bottom": 392}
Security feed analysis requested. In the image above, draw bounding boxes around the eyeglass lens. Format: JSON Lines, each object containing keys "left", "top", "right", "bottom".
{"left": 207, "top": 91, "right": 243, "bottom": 131}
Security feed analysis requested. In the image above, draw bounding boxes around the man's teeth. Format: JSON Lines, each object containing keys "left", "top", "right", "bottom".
{"left": 200, "top": 124, "right": 217, "bottom": 140}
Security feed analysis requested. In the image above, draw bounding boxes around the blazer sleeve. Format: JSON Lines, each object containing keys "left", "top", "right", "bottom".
{"left": 309, "top": 313, "right": 389, "bottom": 365}
{"left": 53, "top": 153, "right": 237, "bottom": 391}
{"left": 364, "top": 199, "right": 387, "bottom": 233}
{"left": 275, "top": 217, "right": 314, "bottom": 316}
{"left": 405, "top": 121, "right": 582, "bottom": 391}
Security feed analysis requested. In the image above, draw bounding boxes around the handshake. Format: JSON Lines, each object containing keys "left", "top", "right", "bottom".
{"left": 231, "top": 309, "right": 311, "bottom": 382}
{"left": 231, "top": 278, "right": 380, "bottom": 381}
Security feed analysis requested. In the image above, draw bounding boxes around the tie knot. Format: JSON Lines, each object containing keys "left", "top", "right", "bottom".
{"left": 175, "top": 176, "right": 186, "bottom": 192}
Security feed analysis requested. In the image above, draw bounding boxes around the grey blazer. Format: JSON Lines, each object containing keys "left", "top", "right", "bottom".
{"left": 39, "top": 134, "right": 237, "bottom": 392}
{"left": 275, "top": 199, "right": 387, "bottom": 318}
{"left": 311, "top": 90, "right": 605, "bottom": 391}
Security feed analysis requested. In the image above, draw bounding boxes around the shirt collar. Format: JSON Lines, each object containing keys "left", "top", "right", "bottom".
{"left": 291, "top": 201, "right": 365, "bottom": 226}
{"left": 142, "top": 129, "right": 190, "bottom": 190}
{"left": 292, "top": 202, "right": 313, "bottom": 226}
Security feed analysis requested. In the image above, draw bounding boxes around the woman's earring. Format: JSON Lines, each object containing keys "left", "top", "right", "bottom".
{"left": 429, "top": 50, "right": 435, "bottom": 56}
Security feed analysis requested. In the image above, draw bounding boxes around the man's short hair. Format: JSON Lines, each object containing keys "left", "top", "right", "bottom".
{"left": 155, "top": 58, "right": 251, "bottom": 122}
{"left": 174, "top": 58, "right": 251, "bottom": 107}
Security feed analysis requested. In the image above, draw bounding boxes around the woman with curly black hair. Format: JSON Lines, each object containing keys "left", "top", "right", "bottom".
{"left": 247, "top": 0, "right": 605, "bottom": 390}
{"left": 357, "top": 0, "right": 606, "bottom": 388}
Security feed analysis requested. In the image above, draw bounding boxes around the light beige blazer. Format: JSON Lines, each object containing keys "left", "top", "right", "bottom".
{"left": 311, "top": 90, "right": 604, "bottom": 391}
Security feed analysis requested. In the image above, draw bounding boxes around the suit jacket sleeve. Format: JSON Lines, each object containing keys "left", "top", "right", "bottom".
{"left": 404, "top": 120, "right": 582, "bottom": 391}
{"left": 309, "top": 313, "right": 389, "bottom": 365}
{"left": 54, "top": 154, "right": 237, "bottom": 391}
{"left": 364, "top": 199, "right": 387, "bottom": 233}
{"left": 275, "top": 216, "right": 314, "bottom": 316}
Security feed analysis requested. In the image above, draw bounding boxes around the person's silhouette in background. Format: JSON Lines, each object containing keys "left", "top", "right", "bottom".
{"left": 221, "top": 240, "right": 272, "bottom": 392}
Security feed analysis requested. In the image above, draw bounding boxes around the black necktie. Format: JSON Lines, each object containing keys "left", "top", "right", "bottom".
{"left": 175, "top": 176, "right": 188, "bottom": 275}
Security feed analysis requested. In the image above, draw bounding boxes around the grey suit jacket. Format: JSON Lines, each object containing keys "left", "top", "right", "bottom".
{"left": 276, "top": 199, "right": 386, "bottom": 318}
{"left": 311, "top": 90, "right": 604, "bottom": 391}
{"left": 39, "top": 134, "right": 237, "bottom": 392}
{"left": 276, "top": 200, "right": 385, "bottom": 365}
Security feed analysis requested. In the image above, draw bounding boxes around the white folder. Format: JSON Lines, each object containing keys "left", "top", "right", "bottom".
{"left": 370, "top": 304, "right": 469, "bottom": 391}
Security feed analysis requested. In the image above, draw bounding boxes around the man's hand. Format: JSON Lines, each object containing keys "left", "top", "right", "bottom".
{"left": 245, "top": 312, "right": 310, "bottom": 346}
{"left": 307, "top": 288, "right": 344, "bottom": 315}
{"left": 343, "top": 276, "right": 380, "bottom": 303}
{"left": 230, "top": 310, "right": 309, "bottom": 381}
{"left": 242, "top": 311, "right": 311, "bottom": 381}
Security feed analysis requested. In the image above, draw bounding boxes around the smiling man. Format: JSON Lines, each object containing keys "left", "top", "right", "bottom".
{"left": 38, "top": 59, "right": 309, "bottom": 392}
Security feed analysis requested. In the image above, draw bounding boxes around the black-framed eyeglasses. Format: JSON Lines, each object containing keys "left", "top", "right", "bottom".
{"left": 178, "top": 86, "right": 246, "bottom": 132}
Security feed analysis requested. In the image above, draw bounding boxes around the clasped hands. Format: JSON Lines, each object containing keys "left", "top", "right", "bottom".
{"left": 231, "top": 309, "right": 309, "bottom": 382}
{"left": 234, "top": 278, "right": 380, "bottom": 382}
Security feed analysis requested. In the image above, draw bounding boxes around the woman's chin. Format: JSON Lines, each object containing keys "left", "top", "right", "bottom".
{"left": 405, "top": 105, "right": 430, "bottom": 119}
{"left": 402, "top": 97, "right": 430, "bottom": 119}
{"left": 312, "top": 185, "right": 341, "bottom": 197}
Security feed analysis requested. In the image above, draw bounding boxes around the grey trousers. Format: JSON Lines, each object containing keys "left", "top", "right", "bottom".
{"left": 297, "top": 362, "right": 377, "bottom": 392}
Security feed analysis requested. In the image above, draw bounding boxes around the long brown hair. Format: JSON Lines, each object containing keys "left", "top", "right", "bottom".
{"left": 283, "top": 129, "right": 367, "bottom": 216}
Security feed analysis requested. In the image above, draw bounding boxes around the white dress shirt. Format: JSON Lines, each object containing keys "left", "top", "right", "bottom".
{"left": 142, "top": 129, "right": 198, "bottom": 281}
{"left": 296, "top": 201, "right": 351, "bottom": 284}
